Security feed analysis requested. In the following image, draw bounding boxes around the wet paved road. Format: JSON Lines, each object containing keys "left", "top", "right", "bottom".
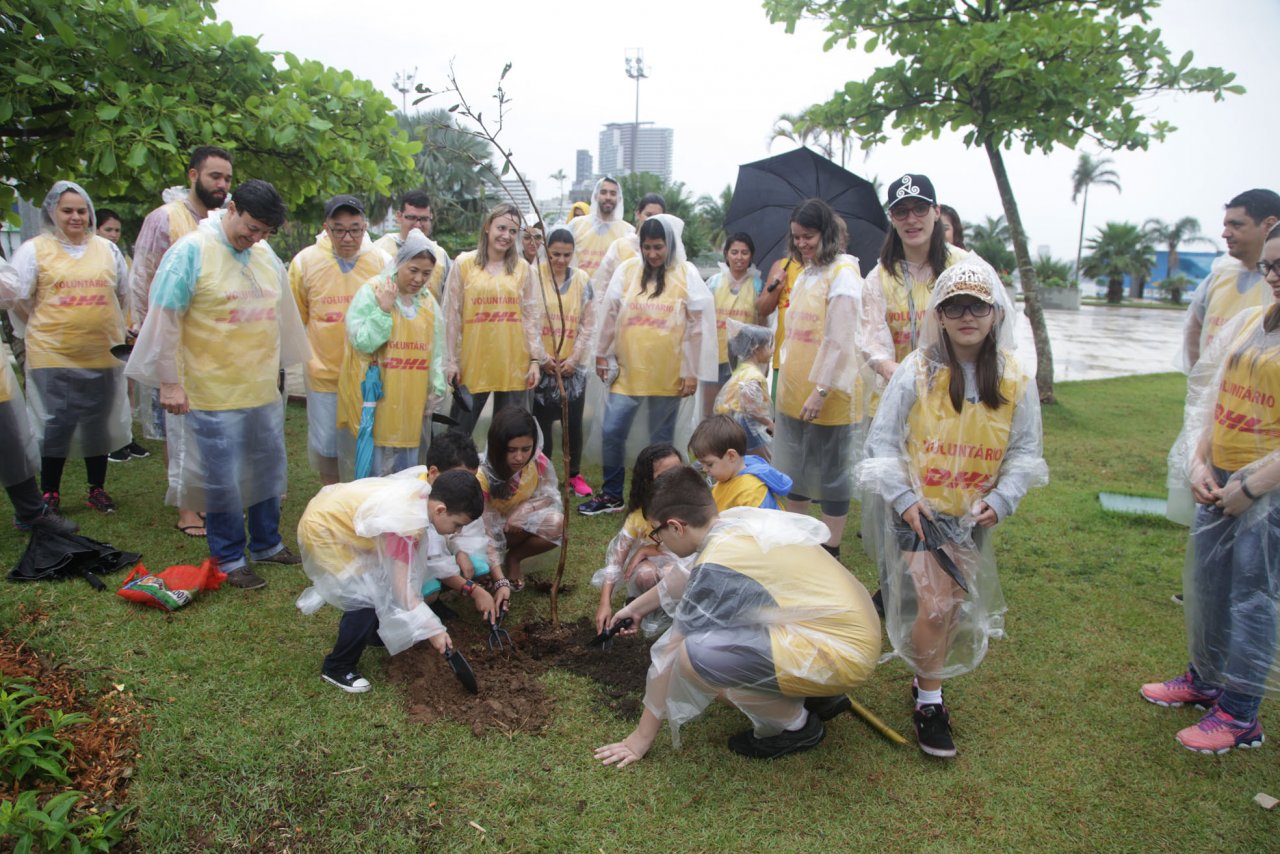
{"left": 1012, "top": 305, "right": 1185, "bottom": 382}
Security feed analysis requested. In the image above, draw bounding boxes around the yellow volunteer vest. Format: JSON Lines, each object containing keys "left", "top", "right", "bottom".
{"left": 906, "top": 353, "right": 1024, "bottom": 517}
{"left": 456, "top": 251, "right": 532, "bottom": 394}
{"left": 712, "top": 274, "right": 759, "bottom": 363}
{"left": 698, "top": 535, "right": 879, "bottom": 695}
{"left": 572, "top": 219, "right": 631, "bottom": 277}
{"left": 715, "top": 362, "right": 768, "bottom": 416}
{"left": 298, "top": 478, "right": 424, "bottom": 575}
{"left": 292, "top": 246, "right": 386, "bottom": 392}
{"left": 539, "top": 266, "right": 590, "bottom": 360}
{"left": 613, "top": 259, "right": 691, "bottom": 397}
{"left": 373, "top": 233, "right": 447, "bottom": 302}
{"left": 1203, "top": 266, "right": 1268, "bottom": 352}
{"left": 165, "top": 200, "right": 199, "bottom": 243}
{"left": 777, "top": 260, "right": 855, "bottom": 426}
{"left": 180, "top": 231, "right": 284, "bottom": 411}
{"left": 26, "top": 235, "right": 124, "bottom": 369}
{"left": 1210, "top": 307, "right": 1280, "bottom": 471}
{"left": 711, "top": 474, "right": 768, "bottom": 511}
{"left": 337, "top": 284, "right": 438, "bottom": 448}
{"left": 621, "top": 508, "right": 652, "bottom": 540}
{"left": 879, "top": 246, "right": 968, "bottom": 362}
{"left": 477, "top": 457, "right": 540, "bottom": 517}
{"left": 771, "top": 260, "right": 801, "bottom": 371}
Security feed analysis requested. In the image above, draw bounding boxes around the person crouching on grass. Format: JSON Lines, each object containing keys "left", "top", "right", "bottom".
{"left": 295, "top": 469, "right": 494, "bottom": 693}
{"left": 594, "top": 467, "right": 880, "bottom": 765}
{"left": 860, "top": 261, "right": 1047, "bottom": 758}
{"left": 688, "top": 414, "right": 791, "bottom": 511}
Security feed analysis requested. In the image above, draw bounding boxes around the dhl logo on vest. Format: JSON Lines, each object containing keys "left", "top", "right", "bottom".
{"left": 1214, "top": 403, "right": 1280, "bottom": 438}
{"left": 382, "top": 340, "right": 431, "bottom": 372}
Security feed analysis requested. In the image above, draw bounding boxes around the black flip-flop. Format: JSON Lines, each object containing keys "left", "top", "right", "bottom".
{"left": 175, "top": 524, "right": 207, "bottom": 539}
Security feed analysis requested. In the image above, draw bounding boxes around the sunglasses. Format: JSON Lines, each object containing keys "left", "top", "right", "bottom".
{"left": 889, "top": 201, "right": 933, "bottom": 222}
{"left": 939, "top": 301, "right": 994, "bottom": 319}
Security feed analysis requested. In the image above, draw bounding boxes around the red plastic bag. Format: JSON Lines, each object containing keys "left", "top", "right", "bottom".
{"left": 116, "top": 559, "right": 228, "bottom": 611}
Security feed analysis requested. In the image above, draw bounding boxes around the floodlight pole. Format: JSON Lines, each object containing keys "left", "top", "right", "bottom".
{"left": 624, "top": 49, "right": 647, "bottom": 175}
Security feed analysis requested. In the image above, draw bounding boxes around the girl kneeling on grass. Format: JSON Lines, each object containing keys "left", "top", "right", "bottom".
{"left": 1141, "top": 223, "right": 1280, "bottom": 754}
{"left": 478, "top": 406, "right": 564, "bottom": 590}
{"left": 861, "top": 261, "right": 1046, "bottom": 758}
{"left": 593, "top": 442, "right": 685, "bottom": 635}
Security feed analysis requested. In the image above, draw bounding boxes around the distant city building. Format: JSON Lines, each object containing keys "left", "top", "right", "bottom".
{"left": 500, "top": 178, "right": 537, "bottom": 218}
{"left": 598, "top": 123, "right": 673, "bottom": 182}
{"left": 575, "top": 149, "right": 593, "bottom": 190}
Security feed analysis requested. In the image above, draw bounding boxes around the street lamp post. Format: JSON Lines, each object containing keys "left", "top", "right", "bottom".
{"left": 624, "top": 49, "right": 647, "bottom": 176}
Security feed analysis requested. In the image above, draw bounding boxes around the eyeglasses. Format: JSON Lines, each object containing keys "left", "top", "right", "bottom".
{"left": 402, "top": 214, "right": 434, "bottom": 224}
{"left": 889, "top": 201, "right": 933, "bottom": 222}
{"left": 328, "top": 226, "right": 366, "bottom": 238}
{"left": 1258, "top": 259, "right": 1280, "bottom": 277}
{"left": 939, "top": 301, "right": 994, "bottom": 319}
{"left": 648, "top": 521, "right": 670, "bottom": 545}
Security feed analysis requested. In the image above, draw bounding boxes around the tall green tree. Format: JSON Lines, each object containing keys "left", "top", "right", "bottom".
{"left": 393, "top": 109, "right": 498, "bottom": 247}
{"left": 1143, "top": 215, "right": 1213, "bottom": 283}
{"left": 764, "top": 0, "right": 1241, "bottom": 402}
{"left": 1071, "top": 153, "right": 1122, "bottom": 286}
{"left": 618, "top": 172, "right": 710, "bottom": 258}
{"left": 769, "top": 112, "right": 822, "bottom": 153}
{"left": 696, "top": 184, "right": 735, "bottom": 252}
{"left": 1081, "top": 221, "right": 1155, "bottom": 303}
{"left": 0, "top": 1, "right": 418, "bottom": 219}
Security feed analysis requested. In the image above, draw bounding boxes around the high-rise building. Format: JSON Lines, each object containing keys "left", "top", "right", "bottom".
{"left": 598, "top": 123, "right": 673, "bottom": 182}
{"left": 575, "top": 150, "right": 593, "bottom": 190}
{"left": 499, "top": 178, "right": 537, "bottom": 218}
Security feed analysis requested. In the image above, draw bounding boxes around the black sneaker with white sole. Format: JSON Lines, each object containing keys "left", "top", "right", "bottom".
{"left": 577, "top": 494, "right": 624, "bottom": 516}
{"left": 913, "top": 703, "right": 956, "bottom": 758}
{"left": 322, "top": 671, "right": 372, "bottom": 693}
{"left": 727, "top": 710, "right": 825, "bottom": 759}
{"left": 804, "top": 694, "right": 852, "bottom": 722}
{"left": 127, "top": 441, "right": 150, "bottom": 459}
{"left": 108, "top": 447, "right": 132, "bottom": 463}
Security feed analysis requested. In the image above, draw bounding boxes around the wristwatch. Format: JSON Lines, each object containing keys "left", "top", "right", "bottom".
{"left": 816, "top": 386, "right": 829, "bottom": 398}
{"left": 460, "top": 580, "right": 476, "bottom": 597}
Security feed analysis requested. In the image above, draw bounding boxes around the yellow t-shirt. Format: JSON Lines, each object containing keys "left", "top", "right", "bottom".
{"left": 456, "top": 251, "right": 533, "bottom": 394}
{"left": 337, "top": 283, "right": 439, "bottom": 448}
{"left": 906, "top": 353, "right": 1025, "bottom": 517}
{"left": 711, "top": 274, "right": 759, "bottom": 364}
{"left": 613, "top": 259, "right": 693, "bottom": 397}
{"left": 290, "top": 245, "right": 386, "bottom": 392}
{"left": 25, "top": 235, "right": 124, "bottom": 370}
{"left": 1210, "top": 307, "right": 1280, "bottom": 471}
{"left": 777, "top": 259, "right": 857, "bottom": 426}
{"left": 711, "top": 474, "right": 768, "bottom": 511}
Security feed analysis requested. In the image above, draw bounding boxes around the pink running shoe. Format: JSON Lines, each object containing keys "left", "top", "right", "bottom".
{"left": 1139, "top": 672, "right": 1221, "bottom": 708}
{"left": 1176, "top": 707, "right": 1264, "bottom": 755}
{"left": 568, "top": 474, "right": 593, "bottom": 497}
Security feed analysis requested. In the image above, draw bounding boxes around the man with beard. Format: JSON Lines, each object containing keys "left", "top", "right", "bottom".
{"left": 569, "top": 177, "right": 633, "bottom": 280}
{"left": 129, "top": 145, "right": 233, "bottom": 538}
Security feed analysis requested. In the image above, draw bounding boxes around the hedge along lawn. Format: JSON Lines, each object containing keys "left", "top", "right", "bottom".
{"left": 0, "top": 373, "right": 1277, "bottom": 850}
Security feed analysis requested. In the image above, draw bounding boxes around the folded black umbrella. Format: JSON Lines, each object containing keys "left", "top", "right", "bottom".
{"left": 8, "top": 528, "right": 140, "bottom": 590}
{"left": 724, "top": 147, "right": 888, "bottom": 277}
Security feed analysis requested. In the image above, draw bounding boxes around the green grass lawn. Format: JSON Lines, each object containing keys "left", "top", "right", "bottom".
{"left": 1, "top": 373, "right": 1277, "bottom": 851}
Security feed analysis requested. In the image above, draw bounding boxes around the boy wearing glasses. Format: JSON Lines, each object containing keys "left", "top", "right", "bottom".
{"left": 594, "top": 467, "right": 880, "bottom": 765}
{"left": 374, "top": 191, "right": 451, "bottom": 302}
{"left": 290, "top": 195, "right": 390, "bottom": 485}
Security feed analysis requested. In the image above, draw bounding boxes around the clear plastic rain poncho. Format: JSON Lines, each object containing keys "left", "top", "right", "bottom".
{"left": 570, "top": 178, "right": 634, "bottom": 277}
{"left": 588, "top": 214, "right": 719, "bottom": 467}
{"left": 124, "top": 209, "right": 310, "bottom": 513}
{"left": 0, "top": 259, "right": 39, "bottom": 487}
{"left": 531, "top": 226, "right": 598, "bottom": 409}
{"left": 714, "top": 320, "right": 775, "bottom": 453}
{"left": 336, "top": 229, "right": 446, "bottom": 480}
{"left": 592, "top": 507, "right": 686, "bottom": 636}
{"left": 859, "top": 261, "right": 1047, "bottom": 680}
{"left": 295, "top": 467, "right": 456, "bottom": 654}
{"left": 1170, "top": 302, "right": 1280, "bottom": 700}
{"left": 707, "top": 260, "right": 763, "bottom": 366}
{"left": 478, "top": 442, "right": 565, "bottom": 560}
{"left": 4, "top": 181, "right": 132, "bottom": 459}
{"left": 772, "top": 252, "right": 867, "bottom": 503}
{"left": 642, "top": 507, "right": 880, "bottom": 747}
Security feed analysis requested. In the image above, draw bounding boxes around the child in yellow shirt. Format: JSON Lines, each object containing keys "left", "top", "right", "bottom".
{"left": 690, "top": 415, "right": 792, "bottom": 511}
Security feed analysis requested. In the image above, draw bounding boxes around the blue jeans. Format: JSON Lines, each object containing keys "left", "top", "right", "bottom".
{"left": 187, "top": 406, "right": 285, "bottom": 572}
{"left": 601, "top": 393, "right": 680, "bottom": 498}
{"left": 1186, "top": 468, "right": 1279, "bottom": 721}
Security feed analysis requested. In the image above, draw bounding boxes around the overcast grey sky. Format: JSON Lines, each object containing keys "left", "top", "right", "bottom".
{"left": 214, "top": 0, "right": 1277, "bottom": 260}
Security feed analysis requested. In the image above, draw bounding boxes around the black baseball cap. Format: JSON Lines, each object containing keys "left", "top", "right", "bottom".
{"left": 324, "top": 194, "right": 365, "bottom": 219}
{"left": 886, "top": 174, "right": 936, "bottom": 208}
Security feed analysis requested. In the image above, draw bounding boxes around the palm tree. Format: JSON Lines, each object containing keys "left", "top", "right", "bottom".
{"left": 1033, "top": 254, "right": 1074, "bottom": 288}
{"left": 1071, "top": 153, "right": 1122, "bottom": 285}
{"left": 696, "top": 184, "right": 734, "bottom": 250}
{"left": 398, "top": 109, "right": 497, "bottom": 238}
{"left": 1081, "top": 222, "right": 1155, "bottom": 304}
{"left": 549, "top": 169, "right": 567, "bottom": 214}
{"left": 1143, "top": 216, "right": 1213, "bottom": 285}
{"left": 966, "top": 214, "right": 1016, "bottom": 275}
{"left": 769, "top": 111, "right": 821, "bottom": 153}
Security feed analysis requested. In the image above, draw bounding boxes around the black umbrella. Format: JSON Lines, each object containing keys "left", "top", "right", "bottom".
{"left": 724, "top": 147, "right": 888, "bottom": 277}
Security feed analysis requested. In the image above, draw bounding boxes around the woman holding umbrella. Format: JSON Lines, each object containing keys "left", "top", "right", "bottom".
{"left": 337, "top": 229, "right": 445, "bottom": 479}
{"left": 772, "top": 199, "right": 863, "bottom": 556}
{"left": 4, "top": 181, "right": 131, "bottom": 514}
